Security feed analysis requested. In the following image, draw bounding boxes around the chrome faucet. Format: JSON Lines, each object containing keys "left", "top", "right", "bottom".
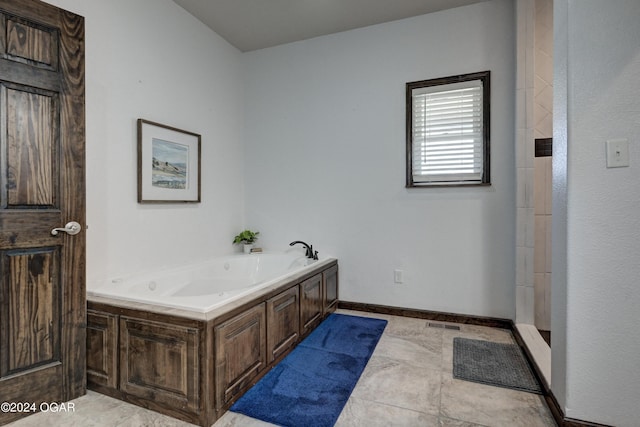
{"left": 289, "top": 240, "right": 318, "bottom": 260}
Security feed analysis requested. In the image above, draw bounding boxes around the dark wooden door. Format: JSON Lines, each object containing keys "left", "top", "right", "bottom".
{"left": 0, "top": 0, "right": 85, "bottom": 423}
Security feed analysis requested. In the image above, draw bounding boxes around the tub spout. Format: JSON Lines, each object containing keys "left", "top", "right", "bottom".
{"left": 289, "top": 240, "right": 314, "bottom": 259}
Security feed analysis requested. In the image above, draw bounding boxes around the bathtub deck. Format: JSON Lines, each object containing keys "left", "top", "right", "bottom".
{"left": 85, "top": 259, "right": 339, "bottom": 427}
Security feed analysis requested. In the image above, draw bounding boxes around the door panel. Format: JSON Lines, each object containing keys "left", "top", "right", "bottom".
{"left": 120, "top": 317, "right": 200, "bottom": 411}
{"left": 215, "top": 303, "right": 266, "bottom": 409}
{"left": 5, "top": 85, "right": 58, "bottom": 208}
{"left": 323, "top": 265, "right": 338, "bottom": 314}
{"left": 0, "top": 0, "right": 85, "bottom": 423}
{"left": 2, "top": 248, "right": 60, "bottom": 375}
{"left": 266, "top": 286, "right": 299, "bottom": 363}
{"left": 86, "top": 310, "right": 118, "bottom": 389}
{"left": 300, "top": 274, "right": 322, "bottom": 337}
{"left": 4, "top": 16, "right": 58, "bottom": 69}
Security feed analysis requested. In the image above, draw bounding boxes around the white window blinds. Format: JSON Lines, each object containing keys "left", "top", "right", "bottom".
{"left": 408, "top": 76, "right": 488, "bottom": 186}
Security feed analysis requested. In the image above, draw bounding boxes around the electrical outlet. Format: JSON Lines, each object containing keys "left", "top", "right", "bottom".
{"left": 394, "top": 269, "right": 403, "bottom": 284}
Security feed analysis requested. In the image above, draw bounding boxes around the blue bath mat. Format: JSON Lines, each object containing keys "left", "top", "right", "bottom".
{"left": 230, "top": 313, "right": 387, "bottom": 427}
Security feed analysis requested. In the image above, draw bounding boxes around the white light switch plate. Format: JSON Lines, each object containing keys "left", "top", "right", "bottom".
{"left": 606, "top": 139, "right": 630, "bottom": 168}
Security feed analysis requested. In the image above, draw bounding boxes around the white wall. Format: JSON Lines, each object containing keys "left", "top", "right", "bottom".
{"left": 42, "top": 0, "right": 245, "bottom": 286}
{"left": 554, "top": 0, "right": 640, "bottom": 425}
{"left": 243, "top": 0, "right": 516, "bottom": 318}
{"left": 551, "top": 0, "right": 568, "bottom": 414}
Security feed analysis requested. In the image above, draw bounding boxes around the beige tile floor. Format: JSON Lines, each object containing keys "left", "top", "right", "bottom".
{"left": 8, "top": 309, "right": 556, "bottom": 427}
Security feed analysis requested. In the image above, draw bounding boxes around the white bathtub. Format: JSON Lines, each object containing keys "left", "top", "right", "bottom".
{"left": 87, "top": 252, "right": 327, "bottom": 314}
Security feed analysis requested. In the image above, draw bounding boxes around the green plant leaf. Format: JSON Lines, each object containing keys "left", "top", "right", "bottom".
{"left": 233, "top": 229, "right": 260, "bottom": 244}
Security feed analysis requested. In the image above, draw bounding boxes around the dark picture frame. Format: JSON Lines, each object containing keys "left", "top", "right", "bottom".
{"left": 137, "top": 119, "right": 201, "bottom": 203}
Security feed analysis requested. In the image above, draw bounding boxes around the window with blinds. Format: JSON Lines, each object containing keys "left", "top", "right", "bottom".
{"left": 406, "top": 71, "right": 490, "bottom": 187}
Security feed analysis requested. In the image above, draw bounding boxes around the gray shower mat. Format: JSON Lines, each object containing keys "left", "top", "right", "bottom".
{"left": 453, "top": 337, "right": 542, "bottom": 394}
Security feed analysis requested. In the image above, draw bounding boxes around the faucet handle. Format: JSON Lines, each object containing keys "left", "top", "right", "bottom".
{"left": 313, "top": 250, "right": 319, "bottom": 260}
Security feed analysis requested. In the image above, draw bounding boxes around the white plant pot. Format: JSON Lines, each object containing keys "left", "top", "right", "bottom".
{"left": 243, "top": 244, "right": 253, "bottom": 254}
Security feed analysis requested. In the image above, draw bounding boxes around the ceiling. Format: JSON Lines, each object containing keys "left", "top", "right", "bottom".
{"left": 173, "top": 0, "right": 487, "bottom": 52}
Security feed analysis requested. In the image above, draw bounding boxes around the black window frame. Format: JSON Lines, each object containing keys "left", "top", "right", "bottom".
{"left": 406, "top": 70, "right": 491, "bottom": 188}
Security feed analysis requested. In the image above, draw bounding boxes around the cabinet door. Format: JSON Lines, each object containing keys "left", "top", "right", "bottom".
{"left": 266, "top": 286, "right": 300, "bottom": 363}
{"left": 323, "top": 265, "right": 339, "bottom": 315}
{"left": 300, "top": 273, "right": 323, "bottom": 337}
{"left": 86, "top": 310, "right": 118, "bottom": 388}
{"left": 119, "top": 317, "right": 200, "bottom": 411}
{"left": 215, "top": 303, "right": 266, "bottom": 409}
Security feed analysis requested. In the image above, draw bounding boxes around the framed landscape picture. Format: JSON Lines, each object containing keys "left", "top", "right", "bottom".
{"left": 137, "top": 119, "right": 201, "bottom": 203}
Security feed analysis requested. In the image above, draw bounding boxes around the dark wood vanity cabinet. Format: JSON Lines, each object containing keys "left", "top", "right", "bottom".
{"left": 266, "top": 286, "right": 300, "bottom": 363}
{"left": 214, "top": 303, "right": 266, "bottom": 409}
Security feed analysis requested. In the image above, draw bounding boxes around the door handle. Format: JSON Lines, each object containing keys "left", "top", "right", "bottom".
{"left": 51, "top": 221, "right": 82, "bottom": 236}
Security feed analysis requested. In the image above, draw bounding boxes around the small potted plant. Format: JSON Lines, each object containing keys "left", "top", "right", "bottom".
{"left": 233, "top": 230, "right": 260, "bottom": 254}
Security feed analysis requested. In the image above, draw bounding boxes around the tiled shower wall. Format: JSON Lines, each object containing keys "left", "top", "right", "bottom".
{"left": 516, "top": 0, "right": 553, "bottom": 328}
{"left": 533, "top": 0, "right": 553, "bottom": 331}
{"left": 515, "top": 0, "right": 536, "bottom": 324}
{"left": 534, "top": 0, "right": 554, "bottom": 141}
